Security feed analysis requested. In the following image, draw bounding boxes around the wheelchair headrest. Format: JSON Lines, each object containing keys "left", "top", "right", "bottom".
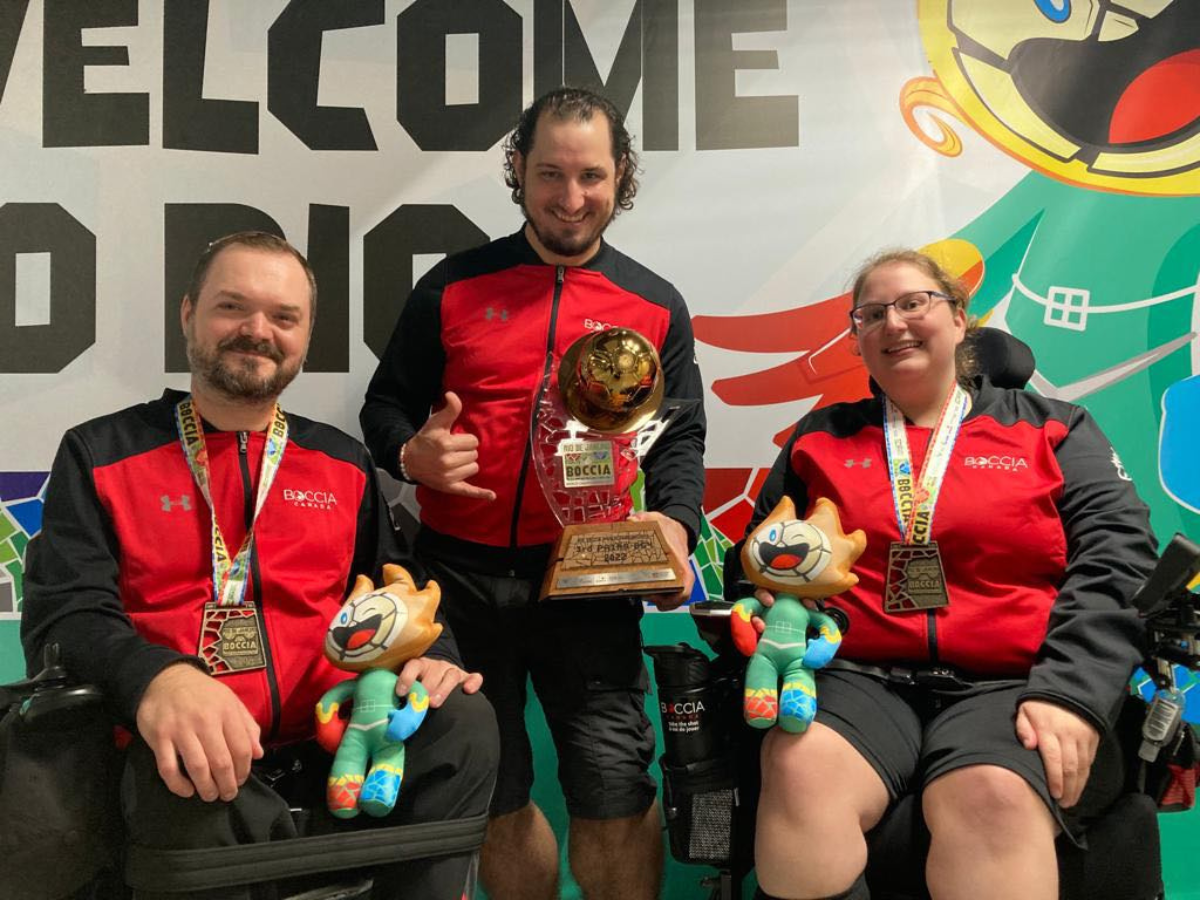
{"left": 970, "top": 327, "right": 1035, "bottom": 389}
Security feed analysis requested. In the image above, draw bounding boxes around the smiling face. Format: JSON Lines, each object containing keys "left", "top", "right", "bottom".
{"left": 516, "top": 111, "right": 623, "bottom": 266}
{"left": 182, "top": 246, "right": 312, "bottom": 403}
{"left": 325, "top": 587, "right": 410, "bottom": 669}
{"left": 748, "top": 518, "right": 833, "bottom": 588}
{"left": 324, "top": 566, "right": 443, "bottom": 673}
{"left": 917, "top": 0, "right": 1200, "bottom": 194}
{"left": 851, "top": 261, "right": 967, "bottom": 399}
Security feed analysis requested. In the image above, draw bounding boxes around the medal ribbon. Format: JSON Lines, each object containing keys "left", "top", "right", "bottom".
{"left": 175, "top": 398, "right": 288, "bottom": 607}
{"left": 882, "top": 385, "right": 969, "bottom": 546}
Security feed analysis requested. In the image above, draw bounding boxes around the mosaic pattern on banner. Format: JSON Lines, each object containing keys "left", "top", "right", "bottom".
{"left": 631, "top": 470, "right": 738, "bottom": 607}
{"left": 0, "top": 472, "right": 49, "bottom": 619}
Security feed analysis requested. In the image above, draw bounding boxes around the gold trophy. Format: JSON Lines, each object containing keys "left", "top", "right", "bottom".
{"left": 532, "top": 328, "right": 687, "bottom": 601}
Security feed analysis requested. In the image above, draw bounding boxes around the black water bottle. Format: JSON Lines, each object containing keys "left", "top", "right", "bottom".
{"left": 645, "top": 643, "right": 719, "bottom": 767}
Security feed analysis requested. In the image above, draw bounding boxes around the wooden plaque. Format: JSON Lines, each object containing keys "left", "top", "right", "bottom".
{"left": 540, "top": 521, "right": 686, "bottom": 601}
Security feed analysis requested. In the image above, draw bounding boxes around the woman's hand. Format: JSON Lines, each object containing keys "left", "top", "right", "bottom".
{"left": 1014, "top": 699, "right": 1099, "bottom": 808}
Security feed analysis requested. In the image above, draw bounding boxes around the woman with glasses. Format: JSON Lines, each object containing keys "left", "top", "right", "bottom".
{"left": 729, "top": 249, "right": 1157, "bottom": 900}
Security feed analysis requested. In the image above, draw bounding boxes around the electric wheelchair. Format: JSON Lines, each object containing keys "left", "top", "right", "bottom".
{"left": 0, "top": 644, "right": 489, "bottom": 900}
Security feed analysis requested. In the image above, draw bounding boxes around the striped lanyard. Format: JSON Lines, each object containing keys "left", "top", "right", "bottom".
{"left": 882, "top": 384, "right": 969, "bottom": 545}
{"left": 175, "top": 397, "right": 288, "bottom": 607}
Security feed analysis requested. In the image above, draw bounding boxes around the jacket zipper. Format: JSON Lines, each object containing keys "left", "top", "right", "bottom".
{"left": 239, "top": 431, "right": 282, "bottom": 741}
{"left": 926, "top": 609, "right": 939, "bottom": 663}
{"left": 509, "top": 265, "right": 566, "bottom": 556}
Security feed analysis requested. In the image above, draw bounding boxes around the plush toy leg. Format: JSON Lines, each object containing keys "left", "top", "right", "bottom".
{"left": 744, "top": 654, "right": 781, "bottom": 728}
{"left": 360, "top": 741, "right": 407, "bottom": 818}
{"left": 327, "top": 728, "right": 372, "bottom": 819}
{"left": 777, "top": 662, "right": 817, "bottom": 734}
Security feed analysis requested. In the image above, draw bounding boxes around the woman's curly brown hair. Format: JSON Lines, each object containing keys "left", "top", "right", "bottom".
{"left": 503, "top": 87, "right": 639, "bottom": 215}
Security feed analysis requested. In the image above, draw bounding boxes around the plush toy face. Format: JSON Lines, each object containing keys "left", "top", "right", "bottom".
{"left": 325, "top": 587, "right": 409, "bottom": 668}
{"left": 742, "top": 496, "right": 867, "bottom": 598}
{"left": 746, "top": 519, "right": 832, "bottom": 588}
{"left": 324, "top": 564, "right": 443, "bottom": 673}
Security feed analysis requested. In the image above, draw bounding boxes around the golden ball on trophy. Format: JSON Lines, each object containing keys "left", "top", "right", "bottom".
{"left": 558, "top": 327, "right": 665, "bottom": 433}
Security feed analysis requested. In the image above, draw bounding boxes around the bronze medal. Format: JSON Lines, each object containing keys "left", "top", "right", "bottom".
{"left": 884, "top": 541, "right": 950, "bottom": 612}
{"left": 198, "top": 602, "right": 267, "bottom": 674}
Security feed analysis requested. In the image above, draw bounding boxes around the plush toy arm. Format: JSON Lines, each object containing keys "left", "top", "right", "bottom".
{"left": 385, "top": 682, "right": 430, "bottom": 743}
{"left": 315, "top": 680, "right": 356, "bottom": 755}
{"left": 731, "top": 597, "right": 765, "bottom": 657}
{"left": 800, "top": 610, "right": 843, "bottom": 670}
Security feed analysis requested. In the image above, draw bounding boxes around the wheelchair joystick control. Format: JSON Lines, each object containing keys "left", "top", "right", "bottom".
{"left": 1139, "top": 688, "right": 1185, "bottom": 764}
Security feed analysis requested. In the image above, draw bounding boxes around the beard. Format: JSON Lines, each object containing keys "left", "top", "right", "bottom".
{"left": 521, "top": 197, "right": 615, "bottom": 261}
{"left": 187, "top": 333, "right": 301, "bottom": 403}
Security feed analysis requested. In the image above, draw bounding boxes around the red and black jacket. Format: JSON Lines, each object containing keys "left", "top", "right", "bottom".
{"left": 21, "top": 390, "right": 459, "bottom": 745}
{"left": 360, "top": 229, "right": 707, "bottom": 576}
{"left": 725, "top": 377, "right": 1157, "bottom": 732}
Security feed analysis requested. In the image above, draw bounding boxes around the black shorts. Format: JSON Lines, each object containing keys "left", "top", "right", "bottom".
{"left": 422, "top": 557, "right": 657, "bottom": 820}
{"left": 814, "top": 669, "right": 1125, "bottom": 844}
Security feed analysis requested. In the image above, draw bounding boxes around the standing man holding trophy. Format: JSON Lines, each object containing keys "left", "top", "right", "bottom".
{"left": 360, "top": 88, "right": 706, "bottom": 900}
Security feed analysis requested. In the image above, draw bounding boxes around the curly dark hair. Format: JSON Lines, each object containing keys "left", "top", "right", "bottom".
{"left": 503, "top": 87, "right": 639, "bottom": 215}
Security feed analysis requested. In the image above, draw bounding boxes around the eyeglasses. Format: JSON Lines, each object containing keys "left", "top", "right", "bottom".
{"left": 849, "top": 290, "right": 953, "bottom": 333}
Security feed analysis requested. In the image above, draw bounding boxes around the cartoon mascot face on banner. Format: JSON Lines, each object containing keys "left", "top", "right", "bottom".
{"left": 907, "top": 0, "right": 1200, "bottom": 196}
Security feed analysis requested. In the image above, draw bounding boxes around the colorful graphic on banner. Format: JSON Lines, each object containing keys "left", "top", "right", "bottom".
{"left": 906, "top": 0, "right": 1200, "bottom": 196}
{"left": 0, "top": 472, "right": 48, "bottom": 620}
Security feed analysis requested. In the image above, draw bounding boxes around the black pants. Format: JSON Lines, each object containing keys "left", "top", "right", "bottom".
{"left": 121, "top": 689, "right": 498, "bottom": 900}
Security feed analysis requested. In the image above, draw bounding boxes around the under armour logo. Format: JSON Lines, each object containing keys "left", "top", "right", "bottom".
{"left": 485, "top": 307, "right": 509, "bottom": 323}
{"left": 844, "top": 459, "right": 871, "bottom": 468}
{"left": 1111, "top": 448, "right": 1131, "bottom": 482}
{"left": 161, "top": 494, "right": 192, "bottom": 512}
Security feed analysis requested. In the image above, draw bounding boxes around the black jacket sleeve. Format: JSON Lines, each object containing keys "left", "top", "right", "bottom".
{"left": 349, "top": 462, "right": 462, "bottom": 666}
{"left": 359, "top": 268, "right": 446, "bottom": 481}
{"left": 721, "top": 420, "right": 810, "bottom": 601}
{"left": 642, "top": 288, "right": 707, "bottom": 551}
{"left": 1019, "top": 405, "right": 1157, "bottom": 732}
{"left": 20, "top": 430, "right": 201, "bottom": 726}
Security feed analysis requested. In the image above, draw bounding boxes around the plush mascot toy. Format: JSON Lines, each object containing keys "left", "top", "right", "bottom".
{"left": 732, "top": 497, "right": 866, "bottom": 733}
{"left": 316, "top": 564, "right": 443, "bottom": 818}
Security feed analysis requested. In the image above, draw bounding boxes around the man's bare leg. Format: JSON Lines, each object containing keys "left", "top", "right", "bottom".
{"left": 569, "top": 801, "right": 663, "bottom": 900}
{"left": 480, "top": 802, "right": 559, "bottom": 900}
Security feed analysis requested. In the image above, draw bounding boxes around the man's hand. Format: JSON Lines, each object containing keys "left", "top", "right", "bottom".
{"left": 628, "top": 512, "right": 694, "bottom": 611}
{"left": 1015, "top": 699, "right": 1100, "bottom": 808}
{"left": 402, "top": 392, "right": 496, "bottom": 501}
{"left": 395, "top": 656, "right": 483, "bottom": 708}
{"left": 135, "top": 662, "right": 263, "bottom": 802}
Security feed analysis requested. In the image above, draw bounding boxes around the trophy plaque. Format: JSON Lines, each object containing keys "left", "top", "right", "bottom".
{"left": 533, "top": 328, "right": 687, "bottom": 601}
